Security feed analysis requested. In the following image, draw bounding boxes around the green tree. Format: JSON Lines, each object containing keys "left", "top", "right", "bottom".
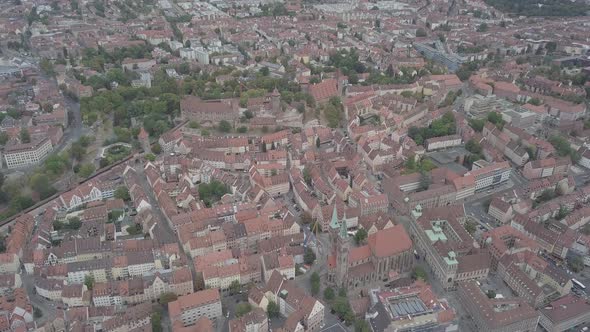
{"left": 468, "top": 118, "right": 486, "bottom": 132}
{"left": 464, "top": 220, "right": 476, "bottom": 235}
{"left": 235, "top": 303, "right": 252, "bottom": 317}
{"left": 84, "top": 275, "right": 95, "bottom": 290}
{"left": 416, "top": 28, "right": 427, "bottom": 37}
{"left": 418, "top": 171, "right": 431, "bottom": 191}
{"left": 114, "top": 187, "right": 131, "bottom": 201}
{"left": 354, "top": 228, "right": 368, "bottom": 245}
{"left": 324, "top": 287, "right": 335, "bottom": 301}
{"left": 465, "top": 139, "right": 482, "bottom": 154}
{"left": 218, "top": 120, "right": 232, "bottom": 133}
{"left": 486, "top": 290, "right": 496, "bottom": 299}
{"left": 152, "top": 143, "right": 162, "bottom": 154}
{"left": 355, "top": 320, "right": 371, "bottom": 332}
{"left": 20, "top": 128, "right": 30, "bottom": 143}
{"left": 0, "top": 132, "right": 9, "bottom": 145}
{"left": 568, "top": 255, "right": 584, "bottom": 273}
{"left": 259, "top": 67, "right": 270, "bottom": 76}
{"left": 34, "top": 307, "right": 43, "bottom": 319}
{"left": 189, "top": 121, "right": 200, "bottom": 129}
{"left": 29, "top": 173, "right": 56, "bottom": 199}
{"left": 528, "top": 97, "right": 542, "bottom": 106}
{"left": 40, "top": 58, "right": 55, "bottom": 76}
{"left": 549, "top": 135, "right": 580, "bottom": 163}
{"left": 78, "top": 163, "right": 95, "bottom": 178}
{"left": 477, "top": 23, "right": 488, "bottom": 32}
{"left": 303, "top": 166, "right": 312, "bottom": 186}
{"left": 229, "top": 280, "right": 241, "bottom": 295}
{"left": 338, "top": 287, "right": 347, "bottom": 297}
{"left": 152, "top": 311, "right": 162, "bottom": 332}
{"left": 145, "top": 153, "right": 156, "bottom": 161}
{"left": 9, "top": 196, "right": 33, "bottom": 212}
{"left": 536, "top": 189, "right": 556, "bottom": 203}
{"left": 333, "top": 296, "right": 355, "bottom": 325}
{"left": 159, "top": 292, "right": 178, "bottom": 305}
{"left": 310, "top": 272, "right": 320, "bottom": 295}
{"left": 67, "top": 217, "right": 82, "bottom": 229}
{"left": 304, "top": 248, "right": 316, "bottom": 265}
{"left": 525, "top": 146, "right": 537, "bottom": 160}
{"left": 126, "top": 224, "right": 142, "bottom": 235}
{"left": 237, "top": 126, "right": 248, "bottom": 133}
{"left": 70, "top": 142, "right": 86, "bottom": 161}
{"left": 556, "top": 205, "right": 570, "bottom": 220}
{"left": 300, "top": 212, "right": 312, "bottom": 224}
{"left": 412, "top": 266, "right": 427, "bottom": 281}
{"left": 267, "top": 300, "right": 279, "bottom": 318}
{"left": 199, "top": 180, "right": 230, "bottom": 207}
{"left": 487, "top": 112, "right": 505, "bottom": 128}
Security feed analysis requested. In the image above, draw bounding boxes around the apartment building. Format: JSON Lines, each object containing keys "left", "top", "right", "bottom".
{"left": 0, "top": 274, "right": 22, "bottom": 295}
{"left": 523, "top": 157, "right": 570, "bottom": 180}
{"left": 102, "top": 303, "right": 152, "bottom": 332}
{"left": 425, "top": 134, "right": 462, "bottom": 151}
{"left": 250, "top": 271, "right": 325, "bottom": 332}
{"left": 458, "top": 280, "right": 539, "bottom": 332}
{"left": 229, "top": 307, "right": 269, "bottom": 332}
{"left": 180, "top": 95, "right": 239, "bottom": 124}
{"left": 3, "top": 137, "right": 53, "bottom": 169}
{"left": 0, "top": 253, "right": 20, "bottom": 274}
{"left": 35, "top": 277, "right": 64, "bottom": 301}
{"left": 539, "top": 295, "right": 590, "bottom": 332}
{"left": 487, "top": 197, "right": 513, "bottom": 224}
{"left": 480, "top": 225, "right": 540, "bottom": 271}
{"left": 467, "top": 161, "right": 511, "bottom": 191}
{"left": 66, "top": 258, "right": 110, "bottom": 284}
{"left": 168, "top": 289, "right": 223, "bottom": 328}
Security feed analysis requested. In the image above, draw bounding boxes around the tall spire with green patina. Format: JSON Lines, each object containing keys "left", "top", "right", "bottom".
{"left": 339, "top": 209, "right": 347, "bottom": 239}
{"left": 329, "top": 203, "right": 340, "bottom": 230}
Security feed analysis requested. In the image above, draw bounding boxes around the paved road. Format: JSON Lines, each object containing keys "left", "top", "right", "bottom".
{"left": 134, "top": 160, "right": 200, "bottom": 330}
{"left": 135, "top": 161, "right": 178, "bottom": 245}
{"left": 21, "top": 274, "right": 58, "bottom": 327}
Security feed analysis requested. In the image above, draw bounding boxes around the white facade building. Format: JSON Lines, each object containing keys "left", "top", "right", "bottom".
{"left": 4, "top": 138, "right": 53, "bottom": 169}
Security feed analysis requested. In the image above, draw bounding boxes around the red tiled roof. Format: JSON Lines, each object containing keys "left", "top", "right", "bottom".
{"left": 368, "top": 224, "right": 412, "bottom": 258}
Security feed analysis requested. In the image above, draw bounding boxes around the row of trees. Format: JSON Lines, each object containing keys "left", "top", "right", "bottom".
{"left": 81, "top": 45, "right": 154, "bottom": 72}
{"left": 484, "top": 0, "right": 589, "bottom": 16}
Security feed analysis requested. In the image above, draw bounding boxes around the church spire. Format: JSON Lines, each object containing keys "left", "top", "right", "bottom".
{"left": 329, "top": 203, "right": 340, "bottom": 230}
{"left": 339, "top": 212, "right": 347, "bottom": 239}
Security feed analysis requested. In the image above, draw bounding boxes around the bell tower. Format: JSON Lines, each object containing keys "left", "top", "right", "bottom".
{"left": 271, "top": 88, "right": 280, "bottom": 113}
{"left": 335, "top": 209, "right": 349, "bottom": 289}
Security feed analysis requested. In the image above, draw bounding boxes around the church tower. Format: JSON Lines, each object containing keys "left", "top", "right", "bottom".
{"left": 330, "top": 204, "right": 349, "bottom": 289}
{"left": 271, "top": 88, "right": 281, "bottom": 113}
{"left": 138, "top": 127, "right": 150, "bottom": 153}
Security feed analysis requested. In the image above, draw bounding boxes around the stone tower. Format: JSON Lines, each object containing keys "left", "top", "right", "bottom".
{"left": 330, "top": 204, "right": 349, "bottom": 289}
{"left": 138, "top": 127, "right": 150, "bottom": 153}
{"left": 271, "top": 88, "right": 280, "bottom": 113}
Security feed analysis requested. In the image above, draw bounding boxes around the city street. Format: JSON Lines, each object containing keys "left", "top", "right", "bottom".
{"left": 21, "top": 274, "right": 58, "bottom": 327}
